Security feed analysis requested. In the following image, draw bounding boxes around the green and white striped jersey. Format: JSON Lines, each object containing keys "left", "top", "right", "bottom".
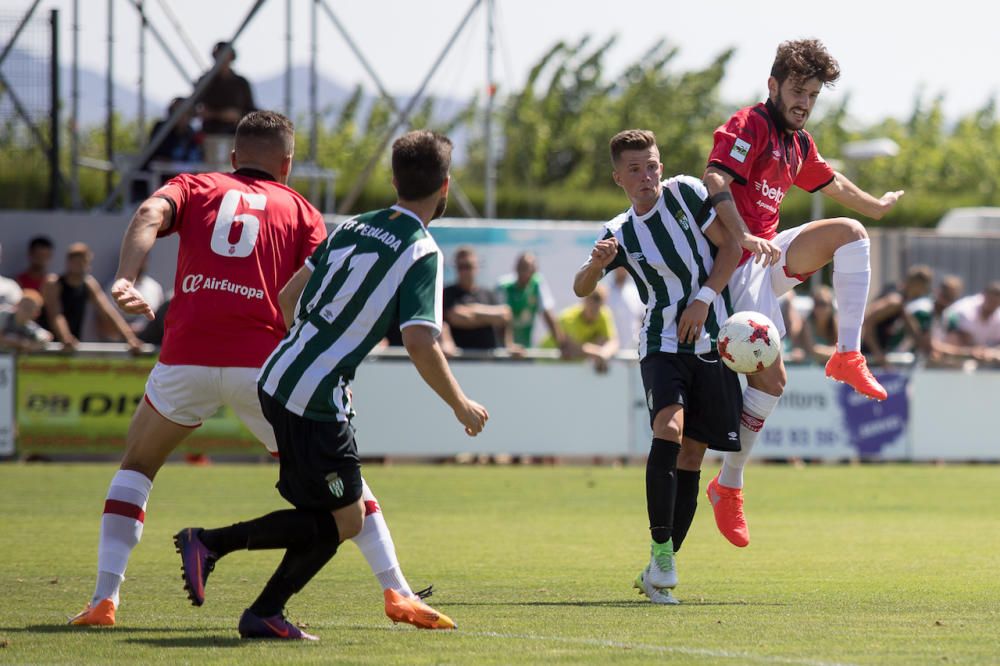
{"left": 259, "top": 205, "right": 443, "bottom": 421}
{"left": 595, "top": 175, "right": 733, "bottom": 358}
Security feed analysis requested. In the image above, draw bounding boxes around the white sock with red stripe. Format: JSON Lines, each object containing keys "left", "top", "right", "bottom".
{"left": 718, "top": 387, "right": 781, "bottom": 489}
{"left": 832, "top": 238, "right": 871, "bottom": 352}
{"left": 92, "top": 470, "right": 152, "bottom": 606}
{"left": 351, "top": 480, "right": 413, "bottom": 598}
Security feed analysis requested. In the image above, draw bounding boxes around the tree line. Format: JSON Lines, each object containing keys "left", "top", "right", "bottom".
{"left": 2, "top": 36, "right": 997, "bottom": 227}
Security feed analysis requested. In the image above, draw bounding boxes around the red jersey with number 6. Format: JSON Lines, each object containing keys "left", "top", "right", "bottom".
{"left": 707, "top": 101, "right": 835, "bottom": 262}
{"left": 153, "top": 170, "right": 327, "bottom": 367}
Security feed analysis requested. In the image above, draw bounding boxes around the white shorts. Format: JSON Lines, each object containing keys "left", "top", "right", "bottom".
{"left": 727, "top": 223, "right": 812, "bottom": 339}
{"left": 143, "top": 363, "right": 277, "bottom": 453}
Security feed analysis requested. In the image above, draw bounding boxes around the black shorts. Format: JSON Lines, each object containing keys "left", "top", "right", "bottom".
{"left": 258, "top": 387, "right": 363, "bottom": 511}
{"left": 639, "top": 351, "right": 743, "bottom": 452}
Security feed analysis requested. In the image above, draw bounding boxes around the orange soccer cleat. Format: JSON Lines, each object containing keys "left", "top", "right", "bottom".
{"left": 825, "top": 350, "right": 888, "bottom": 401}
{"left": 384, "top": 588, "right": 456, "bottom": 630}
{"left": 68, "top": 598, "right": 116, "bottom": 626}
{"left": 706, "top": 475, "right": 750, "bottom": 548}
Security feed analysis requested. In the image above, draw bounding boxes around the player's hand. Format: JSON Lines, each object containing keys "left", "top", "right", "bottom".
{"left": 677, "top": 301, "right": 709, "bottom": 343}
{"left": 878, "top": 190, "right": 905, "bottom": 215}
{"left": 741, "top": 233, "right": 782, "bottom": 267}
{"left": 589, "top": 238, "right": 619, "bottom": 270}
{"left": 455, "top": 399, "right": 489, "bottom": 437}
{"left": 111, "top": 278, "right": 155, "bottom": 320}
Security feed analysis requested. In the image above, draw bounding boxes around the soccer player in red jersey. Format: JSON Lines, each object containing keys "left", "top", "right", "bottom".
{"left": 69, "top": 111, "right": 447, "bottom": 629}
{"left": 702, "top": 40, "right": 904, "bottom": 547}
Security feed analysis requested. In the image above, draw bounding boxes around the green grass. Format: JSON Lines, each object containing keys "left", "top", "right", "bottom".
{"left": 1, "top": 463, "right": 1000, "bottom": 664}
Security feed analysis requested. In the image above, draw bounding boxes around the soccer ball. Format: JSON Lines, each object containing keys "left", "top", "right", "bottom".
{"left": 717, "top": 311, "right": 780, "bottom": 374}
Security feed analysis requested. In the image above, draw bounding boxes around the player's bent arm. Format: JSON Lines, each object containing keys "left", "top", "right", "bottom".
{"left": 701, "top": 218, "right": 742, "bottom": 295}
{"left": 703, "top": 167, "right": 752, "bottom": 241}
{"left": 115, "top": 197, "right": 173, "bottom": 283}
{"left": 278, "top": 265, "right": 313, "bottom": 328}
{"left": 88, "top": 276, "right": 141, "bottom": 347}
{"left": 819, "top": 172, "right": 903, "bottom": 220}
{"left": 573, "top": 261, "right": 604, "bottom": 298}
{"left": 402, "top": 324, "right": 489, "bottom": 436}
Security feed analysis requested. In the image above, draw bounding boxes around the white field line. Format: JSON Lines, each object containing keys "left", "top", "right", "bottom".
{"left": 461, "top": 630, "right": 859, "bottom": 666}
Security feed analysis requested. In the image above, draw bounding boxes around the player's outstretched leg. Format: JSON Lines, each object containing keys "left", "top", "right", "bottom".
{"left": 710, "top": 381, "right": 782, "bottom": 548}
{"left": 786, "top": 219, "right": 886, "bottom": 400}
{"left": 350, "top": 479, "right": 455, "bottom": 629}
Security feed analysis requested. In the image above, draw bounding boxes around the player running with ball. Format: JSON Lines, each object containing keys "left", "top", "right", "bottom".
{"left": 702, "top": 39, "right": 905, "bottom": 548}
{"left": 574, "top": 129, "right": 743, "bottom": 604}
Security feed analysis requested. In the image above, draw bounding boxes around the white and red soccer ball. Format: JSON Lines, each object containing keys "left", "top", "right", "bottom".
{"left": 717, "top": 311, "right": 780, "bottom": 374}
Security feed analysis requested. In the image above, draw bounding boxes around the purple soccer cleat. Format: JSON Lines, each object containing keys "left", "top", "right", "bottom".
{"left": 238, "top": 609, "right": 319, "bottom": 641}
{"left": 173, "top": 527, "right": 217, "bottom": 607}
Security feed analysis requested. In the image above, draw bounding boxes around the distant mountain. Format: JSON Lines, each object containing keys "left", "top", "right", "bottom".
{"left": 2, "top": 48, "right": 470, "bottom": 129}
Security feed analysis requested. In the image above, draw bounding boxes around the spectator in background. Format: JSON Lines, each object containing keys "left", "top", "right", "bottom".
{"left": 132, "top": 98, "right": 205, "bottom": 201}
{"left": 0, "top": 289, "right": 52, "bottom": 352}
{"left": 197, "top": 41, "right": 256, "bottom": 136}
{"left": 939, "top": 281, "right": 1000, "bottom": 365}
{"left": 778, "top": 293, "right": 806, "bottom": 364}
{"left": 543, "top": 285, "right": 619, "bottom": 373}
{"left": 16, "top": 236, "right": 54, "bottom": 292}
{"left": 606, "top": 266, "right": 644, "bottom": 351}
{"left": 862, "top": 265, "right": 934, "bottom": 365}
{"left": 41, "top": 243, "right": 141, "bottom": 352}
{"left": 443, "top": 246, "right": 513, "bottom": 352}
{"left": 0, "top": 242, "right": 23, "bottom": 308}
{"left": 795, "top": 285, "right": 838, "bottom": 364}
{"left": 97, "top": 259, "right": 165, "bottom": 341}
{"left": 497, "top": 252, "right": 563, "bottom": 349}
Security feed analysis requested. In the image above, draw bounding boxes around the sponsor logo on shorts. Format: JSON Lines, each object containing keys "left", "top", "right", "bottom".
{"left": 728, "top": 431, "right": 738, "bottom": 441}
{"left": 326, "top": 472, "right": 345, "bottom": 498}
{"left": 181, "top": 273, "right": 265, "bottom": 300}
{"left": 647, "top": 389, "right": 654, "bottom": 411}
{"left": 730, "top": 138, "right": 751, "bottom": 163}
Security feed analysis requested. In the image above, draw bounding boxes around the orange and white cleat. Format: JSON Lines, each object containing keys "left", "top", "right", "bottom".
{"left": 825, "top": 350, "right": 887, "bottom": 401}
{"left": 68, "top": 598, "right": 116, "bottom": 626}
{"left": 384, "top": 588, "right": 456, "bottom": 630}
{"left": 706, "top": 475, "right": 750, "bottom": 548}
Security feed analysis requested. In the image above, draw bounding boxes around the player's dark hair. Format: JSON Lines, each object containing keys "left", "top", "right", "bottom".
{"left": 609, "top": 129, "right": 657, "bottom": 164}
{"left": 771, "top": 39, "right": 841, "bottom": 87}
{"left": 28, "top": 235, "right": 53, "bottom": 251}
{"left": 235, "top": 110, "right": 295, "bottom": 155}
{"left": 391, "top": 130, "right": 453, "bottom": 200}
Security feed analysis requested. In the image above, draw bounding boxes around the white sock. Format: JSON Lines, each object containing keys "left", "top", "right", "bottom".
{"left": 351, "top": 480, "right": 412, "bottom": 598}
{"left": 93, "top": 470, "right": 152, "bottom": 606}
{"left": 719, "top": 387, "right": 781, "bottom": 489}
{"left": 832, "top": 238, "right": 871, "bottom": 352}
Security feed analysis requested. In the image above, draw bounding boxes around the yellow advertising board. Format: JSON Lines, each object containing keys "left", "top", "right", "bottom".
{"left": 16, "top": 356, "right": 261, "bottom": 455}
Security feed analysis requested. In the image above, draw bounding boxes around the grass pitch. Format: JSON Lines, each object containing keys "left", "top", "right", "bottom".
{"left": 1, "top": 462, "right": 999, "bottom": 665}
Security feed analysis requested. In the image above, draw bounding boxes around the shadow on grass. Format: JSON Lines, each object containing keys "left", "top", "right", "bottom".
{"left": 444, "top": 600, "right": 787, "bottom": 608}
{"left": 7, "top": 625, "right": 226, "bottom": 635}
{"left": 124, "top": 636, "right": 245, "bottom": 648}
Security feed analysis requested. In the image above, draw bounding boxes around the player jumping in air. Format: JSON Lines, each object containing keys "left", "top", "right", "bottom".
{"left": 175, "top": 130, "right": 488, "bottom": 639}
{"left": 68, "top": 111, "right": 452, "bottom": 630}
{"left": 702, "top": 39, "right": 905, "bottom": 547}
{"left": 574, "top": 130, "right": 743, "bottom": 604}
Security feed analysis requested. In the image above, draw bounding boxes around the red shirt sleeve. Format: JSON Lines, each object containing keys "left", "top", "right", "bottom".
{"left": 298, "top": 208, "right": 328, "bottom": 266}
{"left": 152, "top": 174, "right": 191, "bottom": 237}
{"left": 707, "top": 111, "right": 763, "bottom": 185}
{"left": 794, "top": 132, "right": 836, "bottom": 193}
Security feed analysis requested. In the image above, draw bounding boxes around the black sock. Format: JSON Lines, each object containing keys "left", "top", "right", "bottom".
{"left": 671, "top": 469, "right": 701, "bottom": 552}
{"left": 199, "top": 509, "right": 328, "bottom": 558}
{"left": 249, "top": 511, "right": 340, "bottom": 617}
{"left": 646, "top": 438, "right": 680, "bottom": 545}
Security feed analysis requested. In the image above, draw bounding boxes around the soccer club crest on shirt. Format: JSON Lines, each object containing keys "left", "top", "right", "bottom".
{"left": 730, "top": 138, "right": 751, "bottom": 163}
{"left": 326, "top": 472, "right": 345, "bottom": 498}
{"left": 675, "top": 211, "right": 690, "bottom": 231}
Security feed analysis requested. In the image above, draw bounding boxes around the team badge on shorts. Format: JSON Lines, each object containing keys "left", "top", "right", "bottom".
{"left": 326, "top": 472, "right": 344, "bottom": 498}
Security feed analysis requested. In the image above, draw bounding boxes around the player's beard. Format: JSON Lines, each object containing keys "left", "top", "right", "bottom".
{"left": 431, "top": 193, "right": 448, "bottom": 220}
{"left": 774, "top": 92, "right": 809, "bottom": 131}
